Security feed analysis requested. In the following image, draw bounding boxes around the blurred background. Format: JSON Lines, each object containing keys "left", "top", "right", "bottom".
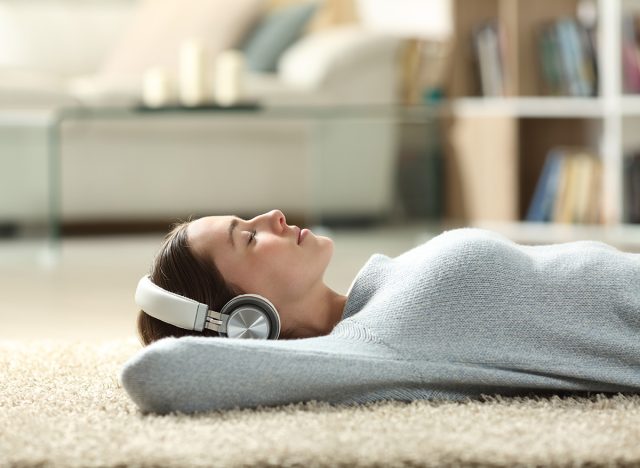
{"left": 1, "top": 0, "right": 639, "bottom": 342}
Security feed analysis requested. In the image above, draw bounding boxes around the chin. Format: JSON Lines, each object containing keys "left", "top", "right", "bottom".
{"left": 321, "top": 237, "right": 335, "bottom": 258}
{"left": 316, "top": 234, "right": 333, "bottom": 247}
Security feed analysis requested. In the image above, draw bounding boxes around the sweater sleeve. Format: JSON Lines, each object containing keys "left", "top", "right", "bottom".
{"left": 119, "top": 331, "right": 426, "bottom": 414}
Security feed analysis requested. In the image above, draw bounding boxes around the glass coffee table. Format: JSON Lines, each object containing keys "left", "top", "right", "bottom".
{"left": 2, "top": 102, "right": 441, "bottom": 261}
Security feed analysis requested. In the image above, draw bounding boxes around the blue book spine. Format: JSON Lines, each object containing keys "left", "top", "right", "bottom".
{"left": 556, "top": 19, "right": 581, "bottom": 96}
{"left": 526, "top": 149, "right": 564, "bottom": 222}
{"left": 538, "top": 24, "right": 561, "bottom": 95}
{"left": 541, "top": 151, "right": 565, "bottom": 221}
{"left": 546, "top": 24, "right": 566, "bottom": 95}
{"left": 565, "top": 19, "right": 590, "bottom": 96}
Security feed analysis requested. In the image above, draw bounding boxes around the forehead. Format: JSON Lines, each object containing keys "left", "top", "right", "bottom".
{"left": 187, "top": 215, "right": 231, "bottom": 255}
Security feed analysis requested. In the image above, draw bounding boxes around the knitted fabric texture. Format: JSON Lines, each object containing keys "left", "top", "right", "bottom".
{"left": 120, "top": 228, "right": 640, "bottom": 414}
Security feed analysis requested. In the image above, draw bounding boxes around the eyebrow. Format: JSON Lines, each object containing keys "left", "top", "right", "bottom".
{"left": 228, "top": 217, "right": 239, "bottom": 248}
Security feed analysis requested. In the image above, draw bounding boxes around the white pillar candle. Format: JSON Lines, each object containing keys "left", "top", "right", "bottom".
{"left": 142, "top": 67, "right": 172, "bottom": 108}
{"left": 214, "top": 50, "right": 245, "bottom": 106}
{"left": 179, "top": 38, "right": 208, "bottom": 107}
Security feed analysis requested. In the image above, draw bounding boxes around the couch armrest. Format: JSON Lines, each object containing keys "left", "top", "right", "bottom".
{"left": 277, "top": 25, "right": 404, "bottom": 103}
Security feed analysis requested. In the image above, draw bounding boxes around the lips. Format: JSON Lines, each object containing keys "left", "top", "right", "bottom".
{"left": 296, "top": 226, "right": 301, "bottom": 244}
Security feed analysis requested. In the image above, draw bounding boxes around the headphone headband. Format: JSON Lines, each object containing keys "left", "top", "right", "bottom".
{"left": 135, "top": 275, "right": 208, "bottom": 331}
{"left": 134, "top": 275, "right": 281, "bottom": 339}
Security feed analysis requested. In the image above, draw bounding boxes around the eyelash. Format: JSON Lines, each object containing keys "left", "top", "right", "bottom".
{"left": 247, "top": 229, "right": 256, "bottom": 245}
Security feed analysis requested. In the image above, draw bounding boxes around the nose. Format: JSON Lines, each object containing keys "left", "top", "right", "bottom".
{"left": 269, "top": 209, "right": 286, "bottom": 231}
{"left": 254, "top": 209, "right": 286, "bottom": 232}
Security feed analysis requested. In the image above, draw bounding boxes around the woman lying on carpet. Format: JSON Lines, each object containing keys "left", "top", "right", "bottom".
{"left": 120, "top": 209, "right": 640, "bottom": 414}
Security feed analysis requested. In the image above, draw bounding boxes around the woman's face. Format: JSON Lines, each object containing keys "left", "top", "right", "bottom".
{"left": 187, "top": 210, "right": 334, "bottom": 303}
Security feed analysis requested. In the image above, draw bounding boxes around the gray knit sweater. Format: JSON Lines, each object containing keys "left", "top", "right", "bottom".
{"left": 120, "top": 228, "right": 640, "bottom": 414}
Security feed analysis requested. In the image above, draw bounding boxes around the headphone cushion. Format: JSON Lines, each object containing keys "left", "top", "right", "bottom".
{"left": 220, "top": 294, "right": 281, "bottom": 340}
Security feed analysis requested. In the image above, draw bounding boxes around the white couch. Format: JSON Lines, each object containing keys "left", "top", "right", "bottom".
{"left": 0, "top": 0, "right": 404, "bottom": 227}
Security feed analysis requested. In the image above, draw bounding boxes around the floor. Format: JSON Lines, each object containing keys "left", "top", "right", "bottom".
{"left": 0, "top": 223, "right": 437, "bottom": 342}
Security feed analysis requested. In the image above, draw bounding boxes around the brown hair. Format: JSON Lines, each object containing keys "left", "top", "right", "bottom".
{"left": 136, "top": 220, "right": 246, "bottom": 346}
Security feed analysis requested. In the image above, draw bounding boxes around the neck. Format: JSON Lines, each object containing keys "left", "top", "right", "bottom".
{"left": 284, "top": 285, "right": 347, "bottom": 339}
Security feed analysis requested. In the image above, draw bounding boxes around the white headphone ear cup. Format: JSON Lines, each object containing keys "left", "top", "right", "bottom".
{"left": 220, "top": 294, "right": 281, "bottom": 340}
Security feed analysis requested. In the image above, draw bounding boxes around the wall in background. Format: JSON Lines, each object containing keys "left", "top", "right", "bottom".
{"left": 356, "top": 0, "right": 453, "bottom": 40}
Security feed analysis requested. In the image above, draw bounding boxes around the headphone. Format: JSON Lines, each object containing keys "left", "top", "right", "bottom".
{"left": 134, "top": 275, "right": 281, "bottom": 339}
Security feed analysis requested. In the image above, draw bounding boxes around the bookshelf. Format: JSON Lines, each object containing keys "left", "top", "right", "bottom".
{"left": 440, "top": 0, "right": 640, "bottom": 248}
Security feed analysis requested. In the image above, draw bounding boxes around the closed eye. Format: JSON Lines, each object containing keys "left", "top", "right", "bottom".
{"left": 247, "top": 229, "right": 256, "bottom": 245}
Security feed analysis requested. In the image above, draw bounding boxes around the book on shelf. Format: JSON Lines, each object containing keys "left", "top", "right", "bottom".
{"left": 526, "top": 149, "right": 563, "bottom": 222}
{"left": 471, "top": 19, "right": 506, "bottom": 97}
{"left": 624, "top": 153, "right": 640, "bottom": 223}
{"left": 401, "top": 39, "right": 452, "bottom": 105}
{"left": 622, "top": 14, "right": 640, "bottom": 93}
{"left": 526, "top": 148, "right": 602, "bottom": 224}
{"left": 537, "top": 17, "right": 597, "bottom": 97}
{"left": 552, "top": 152, "right": 576, "bottom": 223}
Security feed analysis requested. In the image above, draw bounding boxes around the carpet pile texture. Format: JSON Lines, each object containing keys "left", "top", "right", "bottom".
{"left": 2, "top": 338, "right": 640, "bottom": 467}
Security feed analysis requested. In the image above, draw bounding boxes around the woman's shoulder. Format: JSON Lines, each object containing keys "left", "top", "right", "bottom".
{"left": 429, "top": 227, "right": 514, "bottom": 246}
{"left": 393, "top": 227, "right": 515, "bottom": 262}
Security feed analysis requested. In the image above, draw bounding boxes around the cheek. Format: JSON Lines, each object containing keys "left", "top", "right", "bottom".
{"left": 216, "top": 249, "right": 264, "bottom": 291}
{"left": 242, "top": 250, "right": 286, "bottom": 287}
{"left": 232, "top": 242, "right": 305, "bottom": 291}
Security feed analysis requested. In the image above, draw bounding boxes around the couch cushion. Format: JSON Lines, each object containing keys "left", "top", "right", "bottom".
{"left": 99, "top": 0, "right": 265, "bottom": 83}
{"left": 0, "top": 0, "right": 135, "bottom": 77}
{"left": 242, "top": 1, "right": 318, "bottom": 73}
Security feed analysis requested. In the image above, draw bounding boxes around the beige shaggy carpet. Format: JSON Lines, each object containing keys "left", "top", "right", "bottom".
{"left": 2, "top": 339, "right": 640, "bottom": 467}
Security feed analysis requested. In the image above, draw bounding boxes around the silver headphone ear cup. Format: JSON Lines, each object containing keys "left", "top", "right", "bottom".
{"left": 220, "top": 295, "right": 281, "bottom": 340}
